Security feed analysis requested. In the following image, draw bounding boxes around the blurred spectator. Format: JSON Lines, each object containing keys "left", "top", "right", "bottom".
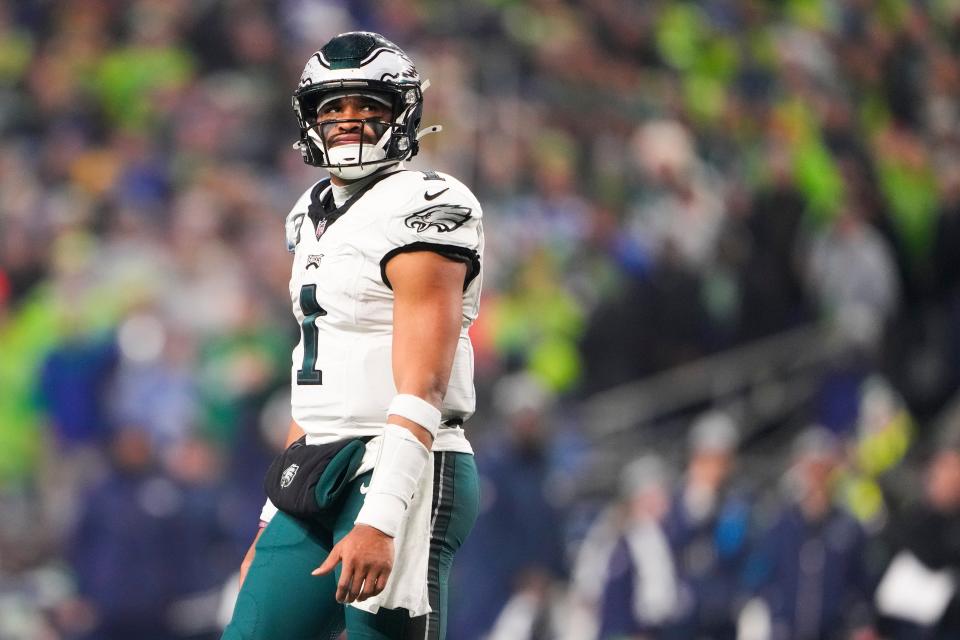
{"left": 449, "top": 372, "right": 567, "bottom": 640}
{"left": 804, "top": 198, "right": 901, "bottom": 327}
{"left": 485, "top": 571, "right": 565, "bottom": 640}
{"left": 748, "top": 427, "right": 877, "bottom": 640}
{"left": 735, "top": 145, "right": 810, "bottom": 341}
{"left": 565, "top": 497, "right": 624, "bottom": 640}
{"left": 38, "top": 331, "right": 117, "bottom": 449}
{"left": 838, "top": 377, "right": 914, "bottom": 527}
{"left": 163, "top": 437, "right": 239, "bottom": 640}
{"left": 107, "top": 313, "right": 200, "bottom": 452}
{"left": 664, "top": 410, "right": 752, "bottom": 640}
{"left": 595, "top": 454, "right": 679, "bottom": 640}
{"left": 932, "top": 160, "right": 960, "bottom": 302}
{"left": 876, "top": 443, "right": 960, "bottom": 639}
{"left": 627, "top": 119, "right": 727, "bottom": 271}
{"left": 69, "top": 427, "right": 179, "bottom": 640}
{"left": 487, "top": 251, "right": 586, "bottom": 393}
{"left": 579, "top": 250, "right": 708, "bottom": 394}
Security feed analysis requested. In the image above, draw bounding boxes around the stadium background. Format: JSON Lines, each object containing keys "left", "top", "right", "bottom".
{"left": 3, "top": 0, "right": 960, "bottom": 638}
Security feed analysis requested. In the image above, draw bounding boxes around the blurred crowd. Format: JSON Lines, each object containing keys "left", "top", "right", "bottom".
{"left": 468, "top": 395, "right": 960, "bottom": 640}
{"left": 3, "top": 0, "right": 960, "bottom": 638}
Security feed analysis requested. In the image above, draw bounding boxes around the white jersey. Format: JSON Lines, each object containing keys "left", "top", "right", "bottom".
{"left": 284, "top": 168, "right": 482, "bottom": 453}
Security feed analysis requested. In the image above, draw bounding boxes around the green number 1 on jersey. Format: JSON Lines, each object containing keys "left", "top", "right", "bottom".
{"left": 297, "top": 284, "right": 327, "bottom": 385}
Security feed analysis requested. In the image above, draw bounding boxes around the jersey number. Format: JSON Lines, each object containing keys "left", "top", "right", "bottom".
{"left": 297, "top": 284, "right": 327, "bottom": 385}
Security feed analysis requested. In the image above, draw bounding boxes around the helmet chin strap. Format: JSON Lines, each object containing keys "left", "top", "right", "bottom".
{"left": 323, "top": 125, "right": 395, "bottom": 181}
{"left": 327, "top": 153, "right": 394, "bottom": 180}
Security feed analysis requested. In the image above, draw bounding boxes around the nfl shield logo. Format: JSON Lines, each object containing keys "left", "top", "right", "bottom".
{"left": 315, "top": 218, "right": 328, "bottom": 239}
{"left": 281, "top": 464, "right": 299, "bottom": 488}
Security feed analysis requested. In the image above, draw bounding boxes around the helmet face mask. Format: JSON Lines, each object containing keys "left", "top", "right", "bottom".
{"left": 303, "top": 95, "right": 398, "bottom": 181}
{"left": 292, "top": 32, "right": 425, "bottom": 179}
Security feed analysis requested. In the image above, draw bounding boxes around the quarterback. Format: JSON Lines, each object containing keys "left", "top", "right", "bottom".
{"left": 222, "top": 32, "right": 482, "bottom": 639}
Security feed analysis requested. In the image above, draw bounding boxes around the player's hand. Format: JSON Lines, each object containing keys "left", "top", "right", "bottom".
{"left": 313, "top": 524, "right": 394, "bottom": 603}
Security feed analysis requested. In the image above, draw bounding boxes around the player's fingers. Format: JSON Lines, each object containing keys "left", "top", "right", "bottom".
{"left": 354, "top": 571, "right": 376, "bottom": 602}
{"left": 357, "top": 571, "right": 387, "bottom": 601}
{"left": 344, "top": 565, "right": 367, "bottom": 603}
{"left": 313, "top": 545, "right": 342, "bottom": 576}
{"left": 335, "top": 558, "right": 357, "bottom": 603}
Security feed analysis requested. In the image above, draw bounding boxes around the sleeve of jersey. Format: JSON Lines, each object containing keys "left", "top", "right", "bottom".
{"left": 284, "top": 180, "right": 326, "bottom": 253}
{"left": 380, "top": 186, "right": 482, "bottom": 290}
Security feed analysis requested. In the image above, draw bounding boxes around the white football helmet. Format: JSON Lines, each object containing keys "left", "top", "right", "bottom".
{"left": 292, "top": 32, "right": 435, "bottom": 180}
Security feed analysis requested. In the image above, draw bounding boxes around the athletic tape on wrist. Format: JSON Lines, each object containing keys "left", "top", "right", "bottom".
{"left": 355, "top": 424, "right": 429, "bottom": 537}
{"left": 260, "top": 497, "right": 278, "bottom": 524}
{"left": 387, "top": 394, "right": 441, "bottom": 438}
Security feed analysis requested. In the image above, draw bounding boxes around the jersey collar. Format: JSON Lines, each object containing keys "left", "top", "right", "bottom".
{"left": 306, "top": 167, "right": 402, "bottom": 239}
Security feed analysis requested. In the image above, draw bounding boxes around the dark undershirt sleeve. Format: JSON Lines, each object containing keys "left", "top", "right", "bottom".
{"left": 379, "top": 241, "right": 481, "bottom": 291}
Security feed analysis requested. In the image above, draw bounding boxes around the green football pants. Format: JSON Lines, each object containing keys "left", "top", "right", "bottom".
{"left": 222, "top": 451, "right": 479, "bottom": 640}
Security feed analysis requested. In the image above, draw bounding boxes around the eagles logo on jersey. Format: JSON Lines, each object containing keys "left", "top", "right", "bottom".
{"left": 404, "top": 204, "right": 472, "bottom": 233}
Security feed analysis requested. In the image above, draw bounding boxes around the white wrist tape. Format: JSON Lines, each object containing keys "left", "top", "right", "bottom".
{"left": 260, "top": 498, "right": 278, "bottom": 524}
{"left": 355, "top": 424, "right": 429, "bottom": 537}
{"left": 387, "top": 394, "right": 441, "bottom": 438}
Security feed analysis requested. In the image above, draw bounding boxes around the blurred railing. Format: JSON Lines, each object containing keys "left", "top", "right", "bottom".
{"left": 575, "top": 321, "right": 859, "bottom": 494}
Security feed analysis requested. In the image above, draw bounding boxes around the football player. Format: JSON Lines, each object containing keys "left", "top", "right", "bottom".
{"left": 221, "top": 32, "right": 482, "bottom": 640}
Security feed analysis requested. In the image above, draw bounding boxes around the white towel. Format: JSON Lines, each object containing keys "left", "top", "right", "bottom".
{"left": 349, "top": 435, "right": 434, "bottom": 616}
{"left": 875, "top": 550, "right": 956, "bottom": 625}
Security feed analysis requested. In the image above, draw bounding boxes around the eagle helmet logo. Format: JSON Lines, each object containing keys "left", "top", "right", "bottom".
{"left": 280, "top": 464, "right": 299, "bottom": 488}
{"left": 292, "top": 32, "right": 433, "bottom": 180}
{"left": 404, "top": 204, "right": 472, "bottom": 233}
